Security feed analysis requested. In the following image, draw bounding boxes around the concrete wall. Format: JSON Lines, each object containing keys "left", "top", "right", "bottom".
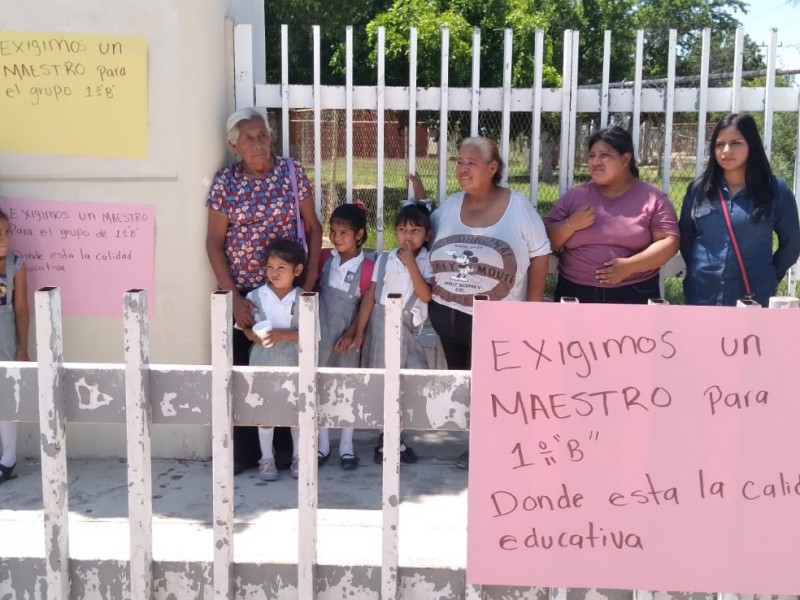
{"left": 0, "top": 0, "right": 248, "bottom": 458}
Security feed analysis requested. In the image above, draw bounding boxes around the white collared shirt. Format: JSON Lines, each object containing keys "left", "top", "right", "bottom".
{"left": 325, "top": 249, "right": 366, "bottom": 296}
{"left": 246, "top": 285, "right": 301, "bottom": 328}
{"left": 374, "top": 247, "right": 433, "bottom": 326}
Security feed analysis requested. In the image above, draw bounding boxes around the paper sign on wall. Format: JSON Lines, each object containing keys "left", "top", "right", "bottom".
{"left": 1, "top": 198, "right": 155, "bottom": 317}
{"left": 0, "top": 31, "right": 148, "bottom": 157}
{"left": 468, "top": 301, "right": 800, "bottom": 594}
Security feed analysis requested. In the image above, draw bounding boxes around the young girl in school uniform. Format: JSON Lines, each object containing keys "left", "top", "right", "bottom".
{"left": 317, "top": 202, "right": 374, "bottom": 470}
{"left": 0, "top": 210, "right": 30, "bottom": 484}
{"left": 337, "top": 201, "right": 434, "bottom": 464}
{"left": 243, "top": 239, "right": 306, "bottom": 481}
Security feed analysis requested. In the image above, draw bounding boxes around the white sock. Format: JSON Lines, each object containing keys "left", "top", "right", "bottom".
{"left": 0, "top": 421, "right": 17, "bottom": 467}
{"left": 339, "top": 428, "right": 354, "bottom": 457}
{"left": 258, "top": 427, "right": 275, "bottom": 460}
{"left": 318, "top": 428, "right": 330, "bottom": 456}
{"left": 290, "top": 427, "right": 300, "bottom": 459}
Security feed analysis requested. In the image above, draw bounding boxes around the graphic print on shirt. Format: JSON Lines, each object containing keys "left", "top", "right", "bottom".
{"left": 430, "top": 234, "right": 517, "bottom": 306}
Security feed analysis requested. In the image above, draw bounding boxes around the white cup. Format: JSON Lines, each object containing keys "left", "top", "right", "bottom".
{"left": 252, "top": 319, "right": 273, "bottom": 347}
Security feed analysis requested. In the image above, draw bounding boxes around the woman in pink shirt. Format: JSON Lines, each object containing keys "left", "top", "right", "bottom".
{"left": 544, "top": 127, "right": 679, "bottom": 303}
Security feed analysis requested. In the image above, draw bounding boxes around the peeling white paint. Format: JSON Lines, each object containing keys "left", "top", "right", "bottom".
{"left": 324, "top": 379, "right": 358, "bottom": 424}
{"left": 422, "top": 380, "right": 467, "bottom": 429}
{"left": 75, "top": 377, "right": 113, "bottom": 410}
{"left": 161, "top": 393, "right": 177, "bottom": 417}
{"left": 13, "top": 371, "right": 21, "bottom": 413}
{"left": 244, "top": 392, "right": 263, "bottom": 408}
{"left": 280, "top": 378, "right": 297, "bottom": 403}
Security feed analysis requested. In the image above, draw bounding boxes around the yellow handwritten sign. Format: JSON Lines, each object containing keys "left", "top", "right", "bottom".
{"left": 0, "top": 32, "right": 148, "bottom": 158}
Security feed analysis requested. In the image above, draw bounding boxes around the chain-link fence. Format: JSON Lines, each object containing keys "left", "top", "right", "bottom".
{"left": 269, "top": 103, "right": 798, "bottom": 260}
{"left": 269, "top": 108, "right": 569, "bottom": 250}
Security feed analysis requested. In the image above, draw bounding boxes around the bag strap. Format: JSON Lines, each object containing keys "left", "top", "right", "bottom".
{"left": 287, "top": 158, "right": 306, "bottom": 251}
{"left": 717, "top": 187, "right": 754, "bottom": 300}
{"left": 359, "top": 256, "right": 374, "bottom": 297}
{"left": 374, "top": 252, "right": 417, "bottom": 310}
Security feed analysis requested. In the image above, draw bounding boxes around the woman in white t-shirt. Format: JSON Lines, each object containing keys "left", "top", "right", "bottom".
{"left": 428, "top": 137, "right": 551, "bottom": 469}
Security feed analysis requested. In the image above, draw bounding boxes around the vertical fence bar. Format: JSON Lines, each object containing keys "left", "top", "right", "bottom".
{"left": 381, "top": 294, "right": 402, "bottom": 599}
{"left": 500, "top": 28, "right": 513, "bottom": 187}
{"left": 211, "top": 291, "right": 234, "bottom": 600}
{"left": 346, "top": 26, "right": 354, "bottom": 203}
{"left": 439, "top": 27, "right": 450, "bottom": 205}
{"left": 377, "top": 26, "right": 386, "bottom": 252}
{"left": 566, "top": 31, "right": 579, "bottom": 189}
{"left": 298, "top": 293, "right": 320, "bottom": 599}
{"left": 632, "top": 29, "right": 644, "bottom": 158}
{"left": 470, "top": 28, "right": 481, "bottom": 138}
{"left": 233, "top": 24, "right": 254, "bottom": 109}
{"left": 662, "top": 29, "right": 677, "bottom": 193}
{"left": 600, "top": 30, "right": 611, "bottom": 128}
{"left": 695, "top": 28, "right": 711, "bottom": 178}
{"left": 763, "top": 28, "right": 778, "bottom": 159}
{"left": 558, "top": 30, "right": 573, "bottom": 196}
{"left": 549, "top": 582, "right": 567, "bottom": 600}
{"left": 124, "top": 290, "right": 152, "bottom": 600}
{"left": 281, "top": 24, "right": 290, "bottom": 157}
{"left": 313, "top": 25, "right": 322, "bottom": 219}
{"left": 36, "top": 287, "right": 69, "bottom": 600}
{"left": 529, "top": 29, "right": 544, "bottom": 207}
{"left": 408, "top": 27, "right": 418, "bottom": 196}
{"left": 731, "top": 27, "right": 744, "bottom": 114}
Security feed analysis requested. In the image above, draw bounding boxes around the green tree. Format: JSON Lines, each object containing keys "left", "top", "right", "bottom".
{"left": 265, "top": 0, "right": 391, "bottom": 84}
{"left": 633, "top": 0, "right": 747, "bottom": 79}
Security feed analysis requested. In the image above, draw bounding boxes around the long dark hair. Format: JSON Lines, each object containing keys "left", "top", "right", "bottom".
{"left": 588, "top": 126, "right": 640, "bottom": 178}
{"left": 697, "top": 113, "right": 774, "bottom": 220}
{"left": 330, "top": 202, "right": 368, "bottom": 247}
{"left": 267, "top": 239, "right": 307, "bottom": 287}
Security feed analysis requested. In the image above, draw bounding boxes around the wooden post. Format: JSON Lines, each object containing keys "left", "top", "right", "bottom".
{"left": 36, "top": 287, "right": 70, "bottom": 599}
{"left": 298, "top": 292, "right": 319, "bottom": 598}
{"left": 124, "top": 290, "right": 153, "bottom": 599}
{"left": 211, "top": 291, "right": 234, "bottom": 599}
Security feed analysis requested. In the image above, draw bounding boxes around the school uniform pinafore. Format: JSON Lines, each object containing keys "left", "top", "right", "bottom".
{"left": 0, "top": 254, "right": 19, "bottom": 362}
{"left": 318, "top": 253, "right": 367, "bottom": 368}
{"left": 363, "top": 252, "right": 428, "bottom": 369}
{"left": 248, "top": 287, "right": 301, "bottom": 367}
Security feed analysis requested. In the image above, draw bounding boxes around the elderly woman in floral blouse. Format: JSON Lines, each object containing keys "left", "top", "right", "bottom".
{"left": 206, "top": 107, "right": 322, "bottom": 474}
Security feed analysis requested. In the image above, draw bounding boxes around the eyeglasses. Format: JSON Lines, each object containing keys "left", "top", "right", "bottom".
{"left": 714, "top": 140, "right": 746, "bottom": 151}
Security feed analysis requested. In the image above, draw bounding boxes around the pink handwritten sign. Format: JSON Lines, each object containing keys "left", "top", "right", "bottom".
{"left": 1, "top": 198, "right": 155, "bottom": 317}
{"left": 468, "top": 301, "right": 800, "bottom": 594}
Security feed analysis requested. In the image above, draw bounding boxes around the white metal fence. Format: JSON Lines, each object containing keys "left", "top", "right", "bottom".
{"left": 1, "top": 287, "right": 477, "bottom": 598}
{"left": 235, "top": 24, "right": 800, "bottom": 253}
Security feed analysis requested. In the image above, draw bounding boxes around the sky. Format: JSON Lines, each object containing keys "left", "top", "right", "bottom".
{"left": 734, "top": 0, "right": 800, "bottom": 69}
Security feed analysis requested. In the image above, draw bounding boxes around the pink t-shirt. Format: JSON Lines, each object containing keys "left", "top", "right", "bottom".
{"left": 544, "top": 180, "right": 679, "bottom": 287}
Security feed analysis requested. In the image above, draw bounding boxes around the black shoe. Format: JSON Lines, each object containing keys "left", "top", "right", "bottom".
{"left": 374, "top": 443, "right": 418, "bottom": 464}
{"left": 455, "top": 450, "right": 469, "bottom": 470}
{"left": 340, "top": 454, "right": 360, "bottom": 470}
{"left": 0, "top": 463, "right": 15, "bottom": 484}
{"left": 318, "top": 450, "right": 331, "bottom": 466}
